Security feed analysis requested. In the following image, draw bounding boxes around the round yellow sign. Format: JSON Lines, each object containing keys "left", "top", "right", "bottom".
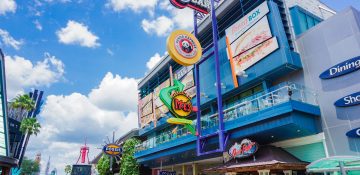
{"left": 171, "top": 92, "right": 192, "bottom": 117}
{"left": 167, "top": 30, "right": 202, "bottom": 66}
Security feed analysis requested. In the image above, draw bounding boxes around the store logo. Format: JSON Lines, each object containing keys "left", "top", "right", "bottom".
{"left": 172, "top": 92, "right": 193, "bottom": 117}
{"left": 228, "top": 139, "right": 258, "bottom": 159}
{"left": 319, "top": 56, "right": 360, "bottom": 79}
{"left": 167, "top": 30, "right": 202, "bottom": 66}
{"left": 334, "top": 92, "right": 360, "bottom": 107}
{"left": 103, "top": 144, "right": 122, "bottom": 156}
{"left": 175, "top": 34, "right": 197, "bottom": 58}
{"left": 170, "top": 0, "right": 210, "bottom": 14}
{"left": 346, "top": 128, "right": 360, "bottom": 138}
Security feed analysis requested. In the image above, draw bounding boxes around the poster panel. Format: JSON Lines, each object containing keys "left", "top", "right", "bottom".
{"left": 233, "top": 37, "right": 279, "bottom": 72}
{"left": 230, "top": 17, "right": 272, "bottom": 58}
{"left": 225, "top": 1, "right": 270, "bottom": 43}
{"left": 154, "top": 79, "right": 170, "bottom": 119}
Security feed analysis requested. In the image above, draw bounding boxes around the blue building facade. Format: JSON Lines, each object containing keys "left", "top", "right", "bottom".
{"left": 135, "top": 0, "right": 336, "bottom": 174}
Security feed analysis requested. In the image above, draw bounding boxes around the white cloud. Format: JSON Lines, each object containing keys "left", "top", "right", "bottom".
{"left": 171, "top": 8, "right": 194, "bottom": 29}
{"left": 106, "top": 0, "right": 158, "bottom": 13}
{"left": 34, "top": 20, "right": 43, "bottom": 31}
{"left": 141, "top": 16, "right": 174, "bottom": 36}
{"left": 5, "top": 53, "right": 65, "bottom": 99}
{"left": 26, "top": 72, "right": 139, "bottom": 175}
{"left": 141, "top": 1, "right": 193, "bottom": 36}
{"left": 56, "top": 20, "right": 100, "bottom": 48}
{"left": 146, "top": 53, "right": 162, "bottom": 70}
{"left": 89, "top": 72, "right": 138, "bottom": 112}
{"left": 0, "top": 0, "right": 16, "bottom": 15}
{"left": 0, "top": 29, "right": 23, "bottom": 50}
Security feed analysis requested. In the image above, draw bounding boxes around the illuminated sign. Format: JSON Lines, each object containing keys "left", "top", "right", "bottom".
{"left": 172, "top": 92, "right": 193, "bottom": 117}
{"left": 170, "top": 0, "right": 210, "bottom": 14}
{"left": 167, "top": 30, "right": 202, "bottom": 66}
{"left": 159, "top": 79, "right": 196, "bottom": 135}
{"left": 102, "top": 144, "right": 122, "bottom": 156}
{"left": 228, "top": 139, "right": 258, "bottom": 159}
{"left": 334, "top": 92, "right": 360, "bottom": 107}
{"left": 319, "top": 56, "right": 360, "bottom": 79}
{"left": 346, "top": 128, "right": 360, "bottom": 138}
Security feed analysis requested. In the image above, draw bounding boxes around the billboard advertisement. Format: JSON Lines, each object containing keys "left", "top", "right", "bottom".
{"left": 226, "top": 1, "right": 278, "bottom": 74}
{"left": 154, "top": 79, "right": 170, "bottom": 119}
{"left": 139, "top": 93, "right": 153, "bottom": 127}
{"left": 230, "top": 17, "right": 272, "bottom": 59}
{"left": 234, "top": 37, "right": 279, "bottom": 72}
{"left": 225, "top": 1, "right": 269, "bottom": 44}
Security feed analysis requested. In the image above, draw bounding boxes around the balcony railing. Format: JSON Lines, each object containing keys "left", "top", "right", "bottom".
{"left": 136, "top": 83, "right": 318, "bottom": 153}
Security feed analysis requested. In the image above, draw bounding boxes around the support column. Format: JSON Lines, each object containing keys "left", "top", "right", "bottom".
{"left": 182, "top": 165, "right": 186, "bottom": 175}
{"left": 192, "top": 163, "right": 198, "bottom": 175}
{"left": 283, "top": 170, "right": 292, "bottom": 175}
{"left": 258, "top": 170, "right": 270, "bottom": 175}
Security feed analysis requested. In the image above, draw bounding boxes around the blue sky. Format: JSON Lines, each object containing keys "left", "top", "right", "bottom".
{"left": 0, "top": 0, "right": 359, "bottom": 174}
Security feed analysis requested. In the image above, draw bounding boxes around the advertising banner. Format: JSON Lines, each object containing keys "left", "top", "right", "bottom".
{"left": 154, "top": 79, "right": 170, "bottom": 119}
{"left": 230, "top": 17, "right": 272, "bottom": 58}
{"left": 139, "top": 93, "right": 153, "bottom": 127}
{"left": 225, "top": 1, "right": 270, "bottom": 43}
{"left": 233, "top": 37, "right": 279, "bottom": 72}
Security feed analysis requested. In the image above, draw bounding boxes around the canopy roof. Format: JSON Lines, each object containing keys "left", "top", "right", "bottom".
{"left": 307, "top": 156, "right": 360, "bottom": 173}
{"left": 204, "top": 146, "right": 308, "bottom": 173}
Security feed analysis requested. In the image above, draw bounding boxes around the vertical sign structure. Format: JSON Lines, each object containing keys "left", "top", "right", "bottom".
{"left": 101, "top": 132, "right": 122, "bottom": 173}
{"left": 225, "top": 2, "right": 279, "bottom": 74}
{"left": 169, "top": 0, "right": 226, "bottom": 155}
{"left": 0, "top": 50, "right": 8, "bottom": 157}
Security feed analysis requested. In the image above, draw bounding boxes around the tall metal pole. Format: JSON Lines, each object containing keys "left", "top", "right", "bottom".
{"left": 194, "top": 10, "right": 202, "bottom": 156}
{"left": 210, "top": 0, "right": 225, "bottom": 151}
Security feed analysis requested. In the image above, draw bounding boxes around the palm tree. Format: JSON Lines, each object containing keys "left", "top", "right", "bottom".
{"left": 18, "top": 118, "right": 41, "bottom": 166}
{"left": 10, "top": 94, "right": 36, "bottom": 121}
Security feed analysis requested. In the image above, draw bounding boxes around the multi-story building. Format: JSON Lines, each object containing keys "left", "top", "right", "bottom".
{"left": 0, "top": 49, "right": 18, "bottom": 174}
{"left": 7, "top": 89, "right": 44, "bottom": 164}
{"left": 134, "top": 0, "right": 359, "bottom": 174}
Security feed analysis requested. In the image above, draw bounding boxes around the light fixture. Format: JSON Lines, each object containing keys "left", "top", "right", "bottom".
{"left": 214, "top": 82, "right": 226, "bottom": 89}
{"left": 271, "top": 135, "right": 274, "bottom": 138}
{"left": 236, "top": 69, "right": 248, "bottom": 78}
{"left": 200, "top": 92, "right": 208, "bottom": 98}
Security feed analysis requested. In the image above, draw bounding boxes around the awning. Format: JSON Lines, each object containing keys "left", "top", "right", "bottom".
{"left": 307, "top": 156, "right": 360, "bottom": 173}
{"left": 204, "top": 146, "right": 308, "bottom": 173}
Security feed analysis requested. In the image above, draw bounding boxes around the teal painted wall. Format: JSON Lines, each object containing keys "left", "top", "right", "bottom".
{"left": 285, "top": 142, "right": 326, "bottom": 162}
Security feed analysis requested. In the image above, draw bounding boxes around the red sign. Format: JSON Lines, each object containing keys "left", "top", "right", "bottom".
{"left": 170, "top": 0, "right": 210, "bottom": 14}
{"left": 228, "top": 139, "right": 258, "bottom": 159}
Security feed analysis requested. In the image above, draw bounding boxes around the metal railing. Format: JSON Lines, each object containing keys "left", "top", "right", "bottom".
{"left": 136, "top": 83, "right": 318, "bottom": 152}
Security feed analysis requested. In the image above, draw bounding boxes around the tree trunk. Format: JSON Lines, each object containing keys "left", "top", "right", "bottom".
{"left": 18, "top": 133, "right": 31, "bottom": 166}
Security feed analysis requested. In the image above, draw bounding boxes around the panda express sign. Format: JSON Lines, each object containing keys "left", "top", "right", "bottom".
{"left": 170, "top": 0, "right": 210, "bottom": 14}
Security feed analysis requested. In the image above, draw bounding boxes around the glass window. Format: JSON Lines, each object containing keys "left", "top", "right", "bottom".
{"left": 298, "top": 12, "right": 308, "bottom": 34}
{"left": 306, "top": 15, "right": 315, "bottom": 28}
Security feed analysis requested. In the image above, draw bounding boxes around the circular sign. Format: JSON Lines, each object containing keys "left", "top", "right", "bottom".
{"left": 103, "top": 144, "right": 122, "bottom": 156}
{"left": 171, "top": 92, "right": 192, "bottom": 117}
{"left": 167, "top": 30, "right": 202, "bottom": 66}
